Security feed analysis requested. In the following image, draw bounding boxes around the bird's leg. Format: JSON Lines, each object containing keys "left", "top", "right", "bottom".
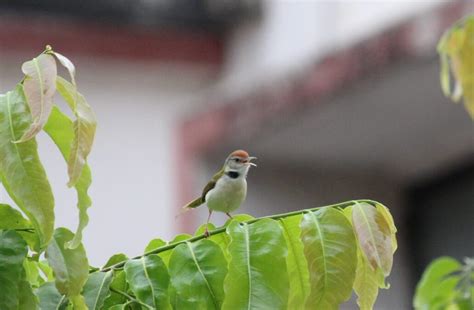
{"left": 204, "top": 209, "right": 213, "bottom": 237}
{"left": 225, "top": 212, "right": 233, "bottom": 219}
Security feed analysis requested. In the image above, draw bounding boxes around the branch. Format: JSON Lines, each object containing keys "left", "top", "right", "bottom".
{"left": 109, "top": 287, "right": 154, "bottom": 309}
{"left": 99, "top": 199, "right": 377, "bottom": 273}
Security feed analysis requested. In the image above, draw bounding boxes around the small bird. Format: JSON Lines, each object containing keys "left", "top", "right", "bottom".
{"left": 182, "top": 150, "right": 257, "bottom": 236}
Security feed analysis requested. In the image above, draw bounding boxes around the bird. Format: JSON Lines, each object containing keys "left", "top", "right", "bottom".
{"left": 182, "top": 149, "right": 257, "bottom": 236}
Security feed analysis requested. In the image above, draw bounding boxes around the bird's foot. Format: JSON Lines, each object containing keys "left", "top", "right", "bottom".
{"left": 204, "top": 227, "right": 210, "bottom": 238}
{"left": 226, "top": 212, "right": 233, "bottom": 219}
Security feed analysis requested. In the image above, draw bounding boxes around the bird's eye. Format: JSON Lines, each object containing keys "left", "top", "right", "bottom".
{"left": 234, "top": 158, "right": 240, "bottom": 162}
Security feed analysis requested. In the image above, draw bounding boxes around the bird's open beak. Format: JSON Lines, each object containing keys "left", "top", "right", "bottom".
{"left": 247, "top": 156, "right": 257, "bottom": 167}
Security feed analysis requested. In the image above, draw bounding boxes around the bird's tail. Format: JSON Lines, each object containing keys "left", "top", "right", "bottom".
{"left": 175, "top": 197, "right": 204, "bottom": 219}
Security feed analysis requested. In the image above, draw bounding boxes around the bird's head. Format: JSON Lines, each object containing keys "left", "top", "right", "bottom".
{"left": 224, "top": 149, "right": 257, "bottom": 174}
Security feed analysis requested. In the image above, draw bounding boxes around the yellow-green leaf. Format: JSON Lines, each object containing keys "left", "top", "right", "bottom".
{"left": 44, "top": 106, "right": 92, "bottom": 249}
{"left": 300, "top": 207, "right": 357, "bottom": 310}
{"left": 56, "top": 77, "right": 96, "bottom": 187}
{"left": 45, "top": 228, "right": 89, "bottom": 297}
{"left": 352, "top": 202, "right": 393, "bottom": 275}
{"left": 279, "top": 214, "right": 310, "bottom": 309}
{"left": 353, "top": 249, "right": 385, "bottom": 310}
{"left": 222, "top": 219, "right": 289, "bottom": 310}
{"left": 0, "top": 86, "right": 55, "bottom": 248}
{"left": 124, "top": 255, "right": 171, "bottom": 309}
{"left": 169, "top": 240, "right": 227, "bottom": 309}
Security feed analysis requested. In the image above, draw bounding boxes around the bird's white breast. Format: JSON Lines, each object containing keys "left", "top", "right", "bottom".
{"left": 205, "top": 175, "right": 247, "bottom": 213}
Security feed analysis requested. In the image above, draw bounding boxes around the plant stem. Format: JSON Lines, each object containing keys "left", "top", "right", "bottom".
{"left": 99, "top": 199, "right": 377, "bottom": 272}
{"left": 109, "top": 287, "right": 153, "bottom": 309}
{"left": 14, "top": 228, "right": 35, "bottom": 233}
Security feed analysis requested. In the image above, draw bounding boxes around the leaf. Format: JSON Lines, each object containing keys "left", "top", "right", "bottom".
{"left": 45, "top": 228, "right": 89, "bottom": 299}
{"left": 353, "top": 249, "right": 384, "bottom": 310}
{"left": 18, "top": 276, "right": 39, "bottom": 310}
{"left": 36, "top": 282, "right": 68, "bottom": 310}
{"left": 103, "top": 271, "right": 128, "bottom": 308}
{"left": 23, "top": 259, "right": 41, "bottom": 287}
{"left": 222, "top": 219, "right": 289, "bottom": 310}
{"left": 103, "top": 253, "right": 128, "bottom": 269}
{"left": 56, "top": 76, "right": 97, "bottom": 187}
{"left": 440, "top": 54, "right": 451, "bottom": 97}
{"left": 279, "top": 214, "right": 310, "bottom": 309}
{"left": 0, "top": 230, "right": 28, "bottom": 309}
{"left": 300, "top": 207, "right": 357, "bottom": 310}
{"left": 352, "top": 202, "right": 393, "bottom": 275}
{"left": 223, "top": 213, "right": 254, "bottom": 226}
{"left": 437, "top": 16, "right": 474, "bottom": 118}
{"left": 52, "top": 52, "right": 76, "bottom": 86}
{"left": 144, "top": 238, "right": 166, "bottom": 253}
{"left": 194, "top": 222, "right": 217, "bottom": 236}
{"left": 168, "top": 239, "right": 227, "bottom": 309}
{"left": 0, "top": 203, "right": 39, "bottom": 250}
{"left": 38, "top": 260, "right": 54, "bottom": 282}
{"left": 0, "top": 86, "right": 55, "bottom": 248}
{"left": 194, "top": 223, "right": 231, "bottom": 259}
{"left": 159, "top": 234, "right": 193, "bottom": 265}
{"left": 44, "top": 106, "right": 92, "bottom": 249}
{"left": 82, "top": 271, "right": 113, "bottom": 310}
{"left": 414, "top": 257, "right": 462, "bottom": 309}
{"left": 375, "top": 202, "right": 397, "bottom": 252}
{"left": 124, "top": 255, "right": 171, "bottom": 309}
{"left": 16, "top": 53, "right": 57, "bottom": 142}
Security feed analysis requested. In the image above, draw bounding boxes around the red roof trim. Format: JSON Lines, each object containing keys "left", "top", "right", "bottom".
{"left": 0, "top": 16, "right": 224, "bottom": 65}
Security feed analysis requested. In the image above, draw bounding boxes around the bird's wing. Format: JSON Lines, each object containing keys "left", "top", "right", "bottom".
{"left": 201, "top": 168, "right": 224, "bottom": 202}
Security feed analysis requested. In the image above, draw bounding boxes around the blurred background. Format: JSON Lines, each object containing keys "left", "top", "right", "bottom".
{"left": 0, "top": 0, "right": 473, "bottom": 308}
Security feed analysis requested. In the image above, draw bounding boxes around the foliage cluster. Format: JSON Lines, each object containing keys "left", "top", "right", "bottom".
{"left": 0, "top": 49, "right": 398, "bottom": 310}
{"left": 438, "top": 15, "right": 474, "bottom": 118}
{"left": 414, "top": 257, "right": 474, "bottom": 309}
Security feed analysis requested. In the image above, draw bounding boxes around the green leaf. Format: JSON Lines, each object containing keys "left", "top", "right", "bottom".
{"left": 103, "top": 253, "right": 128, "bottom": 269}
{"left": 352, "top": 202, "right": 393, "bottom": 275}
{"left": 222, "top": 219, "right": 289, "bottom": 310}
{"left": 0, "top": 86, "right": 55, "bottom": 248}
{"left": 279, "top": 214, "right": 310, "bottom": 309}
{"left": 56, "top": 76, "right": 97, "bottom": 187}
{"left": 124, "top": 255, "right": 171, "bottom": 309}
{"left": 36, "top": 282, "right": 68, "bottom": 310}
{"left": 103, "top": 270, "right": 128, "bottom": 308}
{"left": 144, "top": 238, "right": 166, "bottom": 253}
{"left": 82, "top": 271, "right": 113, "bottom": 310}
{"left": 0, "top": 204, "right": 39, "bottom": 250}
{"left": 38, "top": 260, "right": 54, "bottom": 282}
{"left": 44, "top": 106, "right": 92, "bottom": 249}
{"left": 414, "top": 257, "right": 462, "bottom": 309}
{"left": 194, "top": 223, "right": 231, "bottom": 259}
{"left": 0, "top": 230, "right": 28, "bottom": 309}
{"left": 194, "top": 222, "right": 217, "bottom": 236}
{"left": 159, "top": 234, "right": 193, "bottom": 266}
{"left": 168, "top": 239, "right": 227, "bottom": 309}
{"left": 18, "top": 276, "right": 39, "bottom": 310}
{"left": 353, "top": 249, "right": 384, "bottom": 310}
{"left": 16, "top": 53, "right": 57, "bottom": 142}
{"left": 300, "top": 207, "right": 357, "bottom": 310}
{"left": 223, "top": 213, "right": 254, "bottom": 226}
{"left": 45, "top": 228, "right": 89, "bottom": 299}
{"left": 23, "top": 259, "right": 41, "bottom": 288}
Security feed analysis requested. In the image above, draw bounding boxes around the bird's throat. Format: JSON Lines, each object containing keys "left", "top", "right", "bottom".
{"left": 225, "top": 171, "right": 240, "bottom": 179}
